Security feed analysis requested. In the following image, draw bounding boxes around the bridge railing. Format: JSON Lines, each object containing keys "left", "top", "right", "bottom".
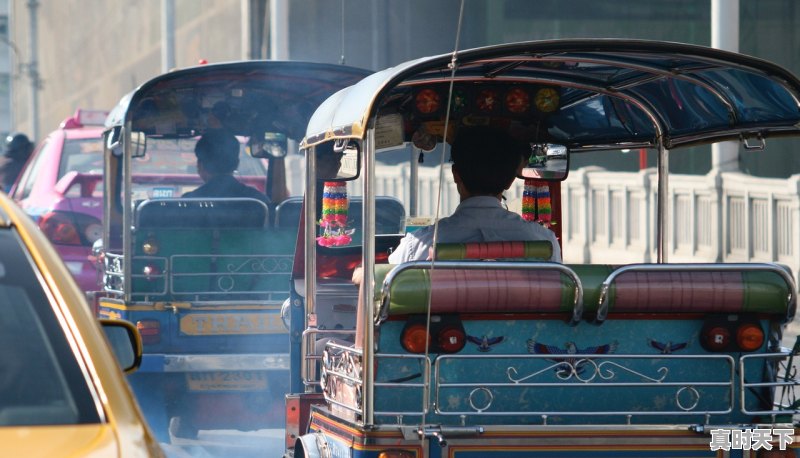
{"left": 285, "top": 156, "right": 800, "bottom": 287}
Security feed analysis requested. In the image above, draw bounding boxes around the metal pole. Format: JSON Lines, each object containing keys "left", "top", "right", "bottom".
{"left": 657, "top": 145, "right": 669, "bottom": 263}
{"left": 302, "top": 145, "right": 317, "bottom": 391}
{"left": 161, "top": 0, "right": 175, "bottom": 72}
{"left": 26, "top": 0, "right": 38, "bottom": 140}
{"left": 362, "top": 130, "right": 376, "bottom": 426}
{"left": 409, "top": 147, "right": 419, "bottom": 217}
{"left": 6, "top": 1, "right": 16, "bottom": 132}
{"left": 269, "top": 0, "right": 289, "bottom": 60}
{"left": 240, "top": 0, "right": 251, "bottom": 60}
{"left": 711, "top": 0, "right": 740, "bottom": 172}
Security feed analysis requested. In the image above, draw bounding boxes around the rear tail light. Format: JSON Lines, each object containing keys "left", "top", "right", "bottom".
{"left": 39, "top": 212, "right": 79, "bottom": 245}
{"left": 704, "top": 326, "right": 731, "bottom": 351}
{"left": 38, "top": 211, "right": 102, "bottom": 246}
{"left": 736, "top": 323, "right": 765, "bottom": 351}
{"left": 401, "top": 323, "right": 430, "bottom": 354}
{"left": 701, "top": 316, "right": 764, "bottom": 353}
{"left": 143, "top": 264, "right": 162, "bottom": 281}
{"left": 438, "top": 326, "right": 466, "bottom": 353}
{"left": 401, "top": 317, "right": 466, "bottom": 354}
{"left": 142, "top": 238, "right": 159, "bottom": 255}
{"left": 136, "top": 319, "right": 161, "bottom": 345}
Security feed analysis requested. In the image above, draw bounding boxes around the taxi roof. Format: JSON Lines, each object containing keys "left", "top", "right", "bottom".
{"left": 303, "top": 39, "right": 800, "bottom": 151}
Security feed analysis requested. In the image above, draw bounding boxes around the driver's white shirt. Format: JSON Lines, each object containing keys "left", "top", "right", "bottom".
{"left": 388, "top": 196, "right": 562, "bottom": 263}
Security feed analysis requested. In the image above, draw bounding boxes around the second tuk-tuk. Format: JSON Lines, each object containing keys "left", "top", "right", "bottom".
{"left": 94, "top": 61, "right": 370, "bottom": 441}
{"left": 286, "top": 40, "right": 800, "bottom": 457}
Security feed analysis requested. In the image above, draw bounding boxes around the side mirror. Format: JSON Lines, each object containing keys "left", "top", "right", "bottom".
{"left": 250, "top": 132, "right": 288, "bottom": 159}
{"left": 520, "top": 143, "right": 569, "bottom": 181}
{"left": 100, "top": 319, "right": 143, "bottom": 374}
{"left": 313, "top": 139, "right": 360, "bottom": 181}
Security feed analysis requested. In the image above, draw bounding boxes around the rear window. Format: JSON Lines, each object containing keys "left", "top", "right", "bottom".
{"left": 0, "top": 229, "right": 100, "bottom": 426}
{"left": 128, "top": 136, "right": 268, "bottom": 200}
{"left": 58, "top": 137, "right": 104, "bottom": 180}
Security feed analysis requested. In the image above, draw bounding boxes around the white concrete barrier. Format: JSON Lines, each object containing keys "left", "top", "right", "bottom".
{"left": 285, "top": 155, "right": 800, "bottom": 285}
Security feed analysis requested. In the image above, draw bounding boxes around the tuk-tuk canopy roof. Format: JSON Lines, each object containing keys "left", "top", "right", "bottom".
{"left": 107, "top": 60, "right": 371, "bottom": 142}
{"left": 303, "top": 39, "right": 800, "bottom": 151}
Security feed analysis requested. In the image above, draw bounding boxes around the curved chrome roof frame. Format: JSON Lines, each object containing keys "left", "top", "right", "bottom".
{"left": 304, "top": 39, "right": 800, "bottom": 150}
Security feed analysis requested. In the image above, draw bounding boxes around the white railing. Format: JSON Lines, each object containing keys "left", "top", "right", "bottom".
{"left": 560, "top": 168, "right": 800, "bottom": 286}
{"left": 284, "top": 156, "right": 800, "bottom": 285}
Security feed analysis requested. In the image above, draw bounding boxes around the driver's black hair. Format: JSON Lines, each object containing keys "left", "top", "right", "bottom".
{"left": 450, "top": 126, "right": 528, "bottom": 196}
{"left": 194, "top": 129, "right": 240, "bottom": 174}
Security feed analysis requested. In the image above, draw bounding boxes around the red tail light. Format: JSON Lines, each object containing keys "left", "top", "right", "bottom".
{"left": 39, "top": 212, "right": 80, "bottom": 245}
{"left": 701, "top": 316, "right": 765, "bottom": 352}
{"left": 38, "top": 211, "right": 102, "bottom": 246}
{"left": 401, "top": 318, "right": 466, "bottom": 354}
{"left": 136, "top": 319, "right": 161, "bottom": 345}
{"left": 438, "top": 326, "right": 466, "bottom": 353}
{"left": 143, "top": 264, "right": 162, "bottom": 281}
{"left": 401, "top": 323, "right": 431, "bottom": 354}
{"left": 704, "top": 326, "right": 731, "bottom": 351}
{"left": 736, "top": 323, "right": 765, "bottom": 351}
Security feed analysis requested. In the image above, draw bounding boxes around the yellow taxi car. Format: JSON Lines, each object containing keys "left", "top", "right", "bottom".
{"left": 0, "top": 192, "right": 162, "bottom": 457}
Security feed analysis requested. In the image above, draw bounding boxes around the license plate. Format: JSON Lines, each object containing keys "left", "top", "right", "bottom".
{"left": 180, "top": 313, "right": 285, "bottom": 335}
{"left": 152, "top": 187, "right": 175, "bottom": 198}
{"left": 186, "top": 371, "right": 267, "bottom": 391}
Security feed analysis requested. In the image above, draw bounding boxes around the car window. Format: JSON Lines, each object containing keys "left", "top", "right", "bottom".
{"left": 0, "top": 229, "right": 100, "bottom": 426}
{"left": 58, "top": 137, "right": 104, "bottom": 180}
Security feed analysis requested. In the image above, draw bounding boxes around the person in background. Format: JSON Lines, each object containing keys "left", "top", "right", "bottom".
{"left": 0, "top": 133, "right": 34, "bottom": 193}
{"left": 388, "top": 125, "right": 562, "bottom": 263}
{"left": 183, "top": 128, "right": 270, "bottom": 205}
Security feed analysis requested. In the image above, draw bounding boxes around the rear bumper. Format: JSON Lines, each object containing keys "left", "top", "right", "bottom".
{"left": 138, "top": 353, "right": 290, "bottom": 373}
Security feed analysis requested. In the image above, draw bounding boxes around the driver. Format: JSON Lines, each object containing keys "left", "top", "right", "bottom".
{"left": 388, "top": 125, "right": 561, "bottom": 263}
{"left": 183, "top": 129, "right": 270, "bottom": 205}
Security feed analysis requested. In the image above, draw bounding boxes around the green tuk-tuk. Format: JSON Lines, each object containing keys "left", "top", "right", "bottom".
{"left": 285, "top": 39, "right": 800, "bottom": 457}
{"left": 94, "top": 60, "right": 370, "bottom": 441}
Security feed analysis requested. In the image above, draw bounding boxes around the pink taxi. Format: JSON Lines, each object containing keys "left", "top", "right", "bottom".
{"left": 11, "top": 109, "right": 107, "bottom": 292}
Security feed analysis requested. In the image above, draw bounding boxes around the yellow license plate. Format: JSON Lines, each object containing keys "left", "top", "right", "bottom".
{"left": 180, "top": 313, "right": 286, "bottom": 335}
{"left": 186, "top": 371, "right": 267, "bottom": 391}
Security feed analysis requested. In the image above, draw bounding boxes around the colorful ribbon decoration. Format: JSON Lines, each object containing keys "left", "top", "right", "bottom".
{"left": 522, "top": 179, "right": 552, "bottom": 228}
{"left": 317, "top": 181, "right": 353, "bottom": 247}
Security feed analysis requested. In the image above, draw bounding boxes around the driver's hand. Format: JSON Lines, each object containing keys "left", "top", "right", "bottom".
{"left": 351, "top": 266, "right": 363, "bottom": 285}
